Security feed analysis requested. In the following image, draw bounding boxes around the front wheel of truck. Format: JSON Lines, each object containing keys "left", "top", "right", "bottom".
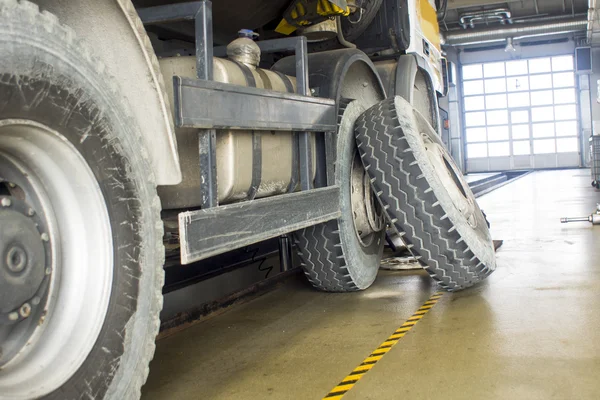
{"left": 0, "top": 1, "right": 163, "bottom": 399}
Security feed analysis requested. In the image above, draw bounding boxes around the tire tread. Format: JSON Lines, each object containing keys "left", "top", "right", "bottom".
{"left": 355, "top": 98, "right": 492, "bottom": 291}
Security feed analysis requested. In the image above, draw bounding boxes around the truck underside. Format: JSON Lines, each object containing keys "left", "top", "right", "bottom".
{"left": 0, "top": 0, "right": 496, "bottom": 398}
{"left": 136, "top": 0, "right": 292, "bottom": 44}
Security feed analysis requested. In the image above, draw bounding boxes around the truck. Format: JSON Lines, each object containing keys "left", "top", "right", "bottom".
{"left": 0, "top": 0, "right": 495, "bottom": 398}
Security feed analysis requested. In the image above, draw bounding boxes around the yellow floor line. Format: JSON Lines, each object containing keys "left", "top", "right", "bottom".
{"left": 322, "top": 291, "right": 445, "bottom": 399}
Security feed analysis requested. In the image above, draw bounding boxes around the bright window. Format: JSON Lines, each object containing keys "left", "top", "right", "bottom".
{"left": 488, "top": 142, "right": 510, "bottom": 157}
{"left": 552, "top": 56, "right": 574, "bottom": 71}
{"left": 532, "top": 123, "right": 555, "bottom": 138}
{"left": 531, "top": 90, "right": 553, "bottom": 106}
{"left": 533, "top": 139, "right": 556, "bottom": 154}
{"left": 466, "top": 127, "right": 486, "bottom": 143}
{"left": 554, "top": 88, "right": 576, "bottom": 104}
{"left": 506, "top": 76, "right": 529, "bottom": 92}
{"left": 530, "top": 74, "right": 553, "bottom": 90}
{"left": 484, "top": 62, "right": 506, "bottom": 78}
{"left": 486, "top": 94, "right": 507, "bottom": 109}
{"left": 555, "top": 121, "right": 577, "bottom": 137}
{"left": 463, "top": 56, "right": 578, "bottom": 163}
{"left": 487, "top": 126, "right": 509, "bottom": 141}
{"left": 465, "top": 112, "right": 486, "bottom": 127}
{"left": 487, "top": 110, "right": 508, "bottom": 125}
{"left": 513, "top": 140, "right": 531, "bottom": 155}
{"left": 512, "top": 124, "right": 530, "bottom": 140}
{"left": 485, "top": 78, "right": 507, "bottom": 93}
{"left": 506, "top": 60, "right": 528, "bottom": 76}
{"left": 511, "top": 110, "right": 529, "bottom": 124}
{"left": 467, "top": 143, "right": 487, "bottom": 158}
{"left": 463, "top": 64, "right": 483, "bottom": 80}
{"left": 556, "top": 137, "right": 578, "bottom": 152}
{"left": 464, "top": 96, "right": 485, "bottom": 111}
{"left": 508, "top": 92, "right": 530, "bottom": 107}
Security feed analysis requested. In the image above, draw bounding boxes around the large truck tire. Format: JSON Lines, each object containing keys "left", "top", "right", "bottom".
{"left": 295, "top": 101, "right": 385, "bottom": 292}
{"left": 355, "top": 96, "right": 496, "bottom": 291}
{"left": 0, "top": 1, "right": 163, "bottom": 399}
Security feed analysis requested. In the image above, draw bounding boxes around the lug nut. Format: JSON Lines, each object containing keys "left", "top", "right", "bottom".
{"left": 8, "top": 182, "right": 15, "bottom": 188}
{"left": 8, "top": 312, "right": 18, "bottom": 321}
{"left": 45, "top": 267, "right": 52, "bottom": 275}
{"left": 19, "top": 303, "right": 31, "bottom": 318}
{"left": 27, "top": 208, "right": 35, "bottom": 216}
{"left": 6, "top": 246, "right": 27, "bottom": 273}
{"left": 1, "top": 197, "right": 11, "bottom": 207}
{"left": 40, "top": 233, "right": 49, "bottom": 242}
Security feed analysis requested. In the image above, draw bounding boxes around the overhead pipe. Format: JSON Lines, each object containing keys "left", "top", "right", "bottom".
{"left": 459, "top": 8, "right": 512, "bottom": 29}
{"left": 444, "top": 13, "right": 587, "bottom": 32}
{"left": 466, "top": 15, "right": 505, "bottom": 27}
{"left": 588, "top": 0, "right": 596, "bottom": 42}
{"left": 442, "top": 16, "right": 588, "bottom": 46}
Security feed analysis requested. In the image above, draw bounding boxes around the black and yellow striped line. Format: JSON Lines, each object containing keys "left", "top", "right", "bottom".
{"left": 322, "top": 291, "right": 445, "bottom": 400}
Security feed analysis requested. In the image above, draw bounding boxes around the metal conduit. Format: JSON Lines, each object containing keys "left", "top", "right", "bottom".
{"left": 442, "top": 17, "right": 587, "bottom": 46}
{"left": 459, "top": 8, "right": 512, "bottom": 28}
{"left": 588, "top": 0, "right": 597, "bottom": 42}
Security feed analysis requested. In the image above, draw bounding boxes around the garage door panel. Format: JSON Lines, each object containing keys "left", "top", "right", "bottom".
{"left": 489, "top": 156, "right": 511, "bottom": 171}
{"left": 466, "top": 158, "right": 489, "bottom": 172}
{"left": 463, "top": 55, "right": 580, "bottom": 173}
{"left": 557, "top": 152, "right": 580, "bottom": 167}
{"left": 533, "top": 154, "right": 558, "bottom": 169}
{"left": 513, "top": 155, "right": 533, "bottom": 169}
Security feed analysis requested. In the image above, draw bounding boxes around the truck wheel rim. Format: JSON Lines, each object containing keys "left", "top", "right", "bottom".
{"left": 0, "top": 120, "right": 113, "bottom": 398}
{"left": 350, "top": 151, "right": 384, "bottom": 247}
{"left": 422, "top": 134, "right": 477, "bottom": 228}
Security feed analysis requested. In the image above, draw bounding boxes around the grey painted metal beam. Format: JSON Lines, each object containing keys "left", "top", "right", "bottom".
{"left": 137, "top": 1, "right": 202, "bottom": 24}
{"left": 179, "top": 186, "right": 341, "bottom": 264}
{"left": 174, "top": 77, "right": 337, "bottom": 132}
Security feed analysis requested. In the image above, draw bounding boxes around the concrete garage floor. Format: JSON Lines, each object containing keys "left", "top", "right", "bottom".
{"left": 142, "top": 169, "right": 600, "bottom": 399}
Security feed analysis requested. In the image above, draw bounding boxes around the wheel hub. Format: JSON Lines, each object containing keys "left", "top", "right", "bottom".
{"left": 351, "top": 152, "right": 384, "bottom": 245}
{"left": 422, "top": 136, "right": 477, "bottom": 228}
{"left": 0, "top": 198, "right": 46, "bottom": 314}
{"left": 0, "top": 120, "right": 113, "bottom": 398}
{"left": 0, "top": 181, "right": 52, "bottom": 368}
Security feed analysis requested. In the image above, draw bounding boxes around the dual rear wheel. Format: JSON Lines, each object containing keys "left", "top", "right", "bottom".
{"left": 296, "top": 60, "right": 495, "bottom": 293}
{"left": 296, "top": 95, "right": 496, "bottom": 293}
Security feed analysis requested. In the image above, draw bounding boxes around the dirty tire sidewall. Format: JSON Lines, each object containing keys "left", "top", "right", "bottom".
{"left": 296, "top": 101, "right": 384, "bottom": 292}
{"left": 355, "top": 96, "right": 495, "bottom": 291}
{"left": 412, "top": 69, "right": 440, "bottom": 133}
{"left": 0, "top": 2, "right": 163, "bottom": 399}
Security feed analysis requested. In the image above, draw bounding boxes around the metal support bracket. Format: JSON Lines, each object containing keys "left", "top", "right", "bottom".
{"left": 138, "top": 1, "right": 341, "bottom": 265}
{"left": 179, "top": 186, "right": 341, "bottom": 264}
{"left": 174, "top": 77, "right": 337, "bottom": 131}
